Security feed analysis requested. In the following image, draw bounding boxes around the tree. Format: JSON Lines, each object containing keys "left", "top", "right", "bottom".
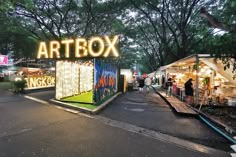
{"left": 117, "top": 0, "right": 217, "bottom": 72}
{"left": 0, "top": 0, "right": 37, "bottom": 58}
{"left": 199, "top": 0, "right": 236, "bottom": 73}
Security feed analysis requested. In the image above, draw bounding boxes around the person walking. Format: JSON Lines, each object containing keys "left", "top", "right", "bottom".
{"left": 184, "top": 78, "right": 194, "bottom": 105}
{"left": 165, "top": 78, "right": 173, "bottom": 97}
{"left": 144, "top": 76, "right": 152, "bottom": 93}
{"left": 138, "top": 77, "right": 145, "bottom": 93}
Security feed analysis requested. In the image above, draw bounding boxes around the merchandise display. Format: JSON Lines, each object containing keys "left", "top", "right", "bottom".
{"left": 157, "top": 54, "right": 236, "bottom": 106}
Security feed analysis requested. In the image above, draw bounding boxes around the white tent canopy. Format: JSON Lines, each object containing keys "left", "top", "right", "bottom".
{"left": 159, "top": 54, "right": 235, "bottom": 85}
{"left": 200, "top": 58, "right": 236, "bottom": 85}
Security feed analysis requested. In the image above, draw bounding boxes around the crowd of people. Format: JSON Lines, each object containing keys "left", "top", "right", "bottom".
{"left": 136, "top": 76, "right": 155, "bottom": 93}
{"left": 164, "top": 77, "right": 194, "bottom": 105}
{"left": 129, "top": 74, "right": 194, "bottom": 106}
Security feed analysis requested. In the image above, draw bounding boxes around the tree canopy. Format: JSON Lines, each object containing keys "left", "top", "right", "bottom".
{"left": 0, "top": 0, "right": 235, "bottom": 73}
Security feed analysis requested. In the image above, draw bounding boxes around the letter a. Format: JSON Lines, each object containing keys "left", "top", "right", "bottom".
{"left": 37, "top": 42, "right": 48, "bottom": 59}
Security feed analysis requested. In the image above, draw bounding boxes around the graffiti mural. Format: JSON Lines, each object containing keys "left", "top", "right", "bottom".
{"left": 94, "top": 59, "right": 117, "bottom": 103}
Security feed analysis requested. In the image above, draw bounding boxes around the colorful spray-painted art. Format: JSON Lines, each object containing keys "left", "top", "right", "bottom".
{"left": 94, "top": 59, "right": 117, "bottom": 103}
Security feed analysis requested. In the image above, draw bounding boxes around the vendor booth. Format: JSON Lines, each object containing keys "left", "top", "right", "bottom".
{"left": 159, "top": 54, "right": 236, "bottom": 106}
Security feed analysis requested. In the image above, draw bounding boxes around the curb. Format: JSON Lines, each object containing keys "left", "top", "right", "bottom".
{"left": 191, "top": 106, "right": 236, "bottom": 136}
{"left": 49, "top": 92, "right": 122, "bottom": 114}
{"left": 49, "top": 99, "right": 93, "bottom": 114}
{"left": 92, "top": 92, "right": 122, "bottom": 114}
{"left": 152, "top": 86, "right": 236, "bottom": 142}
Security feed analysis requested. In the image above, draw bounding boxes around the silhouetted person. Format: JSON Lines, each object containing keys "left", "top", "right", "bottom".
{"left": 165, "top": 78, "right": 173, "bottom": 97}
{"left": 185, "top": 78, "right": 194, "bottom": 105}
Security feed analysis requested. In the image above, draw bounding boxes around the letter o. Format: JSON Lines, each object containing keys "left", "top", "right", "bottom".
{"left": 88, "top": 37, "right": 105, "bottom": 57}
{"left": 47, "top": 77, "right": 52, "bottom": 85}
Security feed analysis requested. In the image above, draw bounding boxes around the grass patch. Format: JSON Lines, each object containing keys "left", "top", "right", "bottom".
{"left": 61, "top": 92, "right": 118, "bottom": 111}
{"left": 67, "top": 102, "right": 97, "bottom": 110}
{"left": 61, "top": 91, "right": 93, "bottom": 103}
{"left": 0, "top": 82, "right": 13, "bottom": 90}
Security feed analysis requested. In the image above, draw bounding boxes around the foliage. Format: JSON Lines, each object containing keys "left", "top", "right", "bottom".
{"left": 12, "top": 79, "right": 27, "bottom": 93}
{"left": 209, "top": 33, "right": 236, "bottom": 73}
{"left": 199, "top": 0, "right": 236, "bottom": 73}
{"left": 203, "top": 77, "right": 210, "bottom": 86}
{"left": 0, "top": 0, "right": 235, "bottom": 74}
{"left": 0, "top": 0, "right": 38, "bottom": 58}
{"left": 116, "top": 0, "right": 220, "bottom": 72}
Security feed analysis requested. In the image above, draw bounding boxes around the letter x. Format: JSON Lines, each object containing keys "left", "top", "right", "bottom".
{"left": 103, "top": 35, "right": 119, "bottom": 57}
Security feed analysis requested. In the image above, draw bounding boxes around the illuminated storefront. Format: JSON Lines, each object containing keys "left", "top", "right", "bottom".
{"left": 36, "top": 35, "right": 119, "bottom": 105}
{"left": 55, "top": 59, "right": 117, "bottom": 104}
{"left": 159, "top": 54, "right": 236, "bottom": 106}
{"left": 56, "top": 60, "right": 94, "bottom": 103}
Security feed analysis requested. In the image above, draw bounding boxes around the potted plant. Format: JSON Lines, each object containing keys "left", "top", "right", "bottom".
{"left": 13, "top": 79, "right": 27, "bottom": 94}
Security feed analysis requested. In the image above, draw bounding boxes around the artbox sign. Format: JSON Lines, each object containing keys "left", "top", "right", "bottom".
{"left": 37, "top": 35, "right": 119, "bottom": 59}
{"left": 0, "top": 55, "right": 8, "bottom": 65}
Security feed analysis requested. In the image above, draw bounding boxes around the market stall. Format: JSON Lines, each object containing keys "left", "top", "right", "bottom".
{"left": 159, "top": 54, "right": 236, "bottom": 106}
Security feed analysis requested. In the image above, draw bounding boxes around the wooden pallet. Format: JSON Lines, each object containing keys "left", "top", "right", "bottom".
{"left": 159, "top": 91, "right": 198, "bottom": 115}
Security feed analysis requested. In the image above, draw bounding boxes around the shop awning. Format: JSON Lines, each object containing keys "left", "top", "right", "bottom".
{"left": 148, "top": 72, "right": 155, "bottom": 78}
{"left": 200, "top": 58, "right": 236, "bottom": 86}
{"left": 158, "top": 54, "right": 235, "bottom": 84}
{"left": 159, "top": 54, "right": 207, "bottom": 70}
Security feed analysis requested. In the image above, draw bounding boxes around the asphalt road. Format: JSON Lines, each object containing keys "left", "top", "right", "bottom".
{"left": 100, "top": 89, "right": 231, "bottom": 151}
{"left": 0, "top": 89, "right": 231, "bottom": 157}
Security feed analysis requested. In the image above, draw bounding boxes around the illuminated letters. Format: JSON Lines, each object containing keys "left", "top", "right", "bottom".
{"left": 37, "top": 35, "right": 119, "bottom": 59}
{"left": 75, "top": 38, "right": 88, "bottom": 58}
{"left": 103, "top": 36, "right": 119, "bottom": 57}
{"left": 37, "top": 42, "right": 48, "bottom": 58}
{"left": 61, "top": 39, "right": 74, "bottom": 58}
{"left": 49, "top": 41, "right": 60, "bottom": 58}
{"left": 25, "top": 76, "right": 55, "bottom": 89}
{"left": 88, "top": 37, "right": 105, "bottom": 57}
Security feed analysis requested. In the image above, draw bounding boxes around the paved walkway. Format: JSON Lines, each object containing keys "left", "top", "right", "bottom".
{"left": 0, "top": 88, "right": 231, "bottom": 157}
{"left": 155, "top": 90, "right": 198, "bottom": 115}
{"left": 1, "top": 87, "right": 233, "bottom": 154}
{"left": 100, "top": 87, "right": 231, "bottom": 152}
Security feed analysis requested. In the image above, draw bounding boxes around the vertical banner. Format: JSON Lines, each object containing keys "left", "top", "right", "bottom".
{"left": 0, "top": 55, "right": 8, "bottom": 65}
{"left": 94, "top": 59, "right": 117, "bottom": 103}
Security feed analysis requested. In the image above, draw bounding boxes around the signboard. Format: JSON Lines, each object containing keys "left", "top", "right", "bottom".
{"left": 0, "top": 55, "right": 8, "bottom": 65}
{"left": 37, "top": 35, "right": 119, "bottom": 59}
{"left": 25, "top": 75, "right": 55, "bottom": 89}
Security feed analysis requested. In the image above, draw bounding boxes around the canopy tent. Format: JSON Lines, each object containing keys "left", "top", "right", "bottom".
{"left": 159, "top": 54, "right": 235, "bottom": 84}
{"left": 158, "top": 54, "right": 236, "bottom": 105}
{"left": 200, "top": 58, "right": 236, "bottom": 86}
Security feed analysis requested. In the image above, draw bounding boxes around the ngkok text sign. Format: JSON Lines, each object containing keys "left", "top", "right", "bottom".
{"left": 37, "top": 36, "right": 119, "bottom": 59}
